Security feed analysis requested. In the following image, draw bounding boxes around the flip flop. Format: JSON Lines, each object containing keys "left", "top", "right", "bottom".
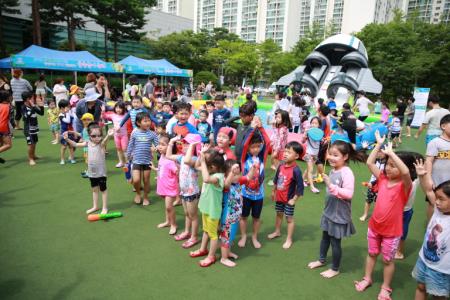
{"left": 377, "top": 287, "right": 392, "bottom": 300}
{"left": 354, "top": 277, "right": 372, "bottom": 292}
{"left": 175, "top": 232, "right": 191, "bottom": 241}
{"left": 199, "top": 256, "right": 216, "bottom": 267}
{"left": 182, "top": 239, "right": 199, "bottom": 249}
{"left": 189, "top": 249, "right": 208, "bottom": 258}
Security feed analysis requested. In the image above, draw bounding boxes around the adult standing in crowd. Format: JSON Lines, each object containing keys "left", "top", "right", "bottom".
{"left": 10, "top": 69, "right": 32, "bottom": 130}
{"left": 143, "top": 74, "right": 157, "bottom": 105}
{"left": 353, "top": 90, "right": 373, "bottom": 121}
{"left": 396, "top": 97, "right": 407, "bottom": 142}
{"left": 415, "top": 95, "right": 450, "bottom": 145}
{"left": 34, "top": 74, "right": 49, "bottom": 103}
{"left": 94, "top": 73, "right": 110, "bottom": 102}
{"left": 84, "top": 73, "right": 97, "bottom": 91}
{"left": 75, "top": 88, "right": 103, "bottom": 133}
{"left": 52, "top": 78, "right": 68, "bottom": 105}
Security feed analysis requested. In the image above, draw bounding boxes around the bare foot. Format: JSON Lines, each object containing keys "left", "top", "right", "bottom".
{"left": 229, "top": 252, "right": 239, "bottom": 259}
{"left": 86, "top": 207, "right": 99, "bottom": 214}
{"left": 29, "top": 160, "right": 36, "bottom": 166}
{"left": 142, "top": 199, "right": 150, "bottom": 206}
{"left": 134, "top": 195, "right": 141, "bottom": 204}
{"left": 220, "top": 258, "right": 236, "bottom": 267}
{"left": 238, "top": 236, "right": 247, "bottom": 248}
{"left": 308, "top": 260, "right": 325, "bottom": 269}
{"left": 169, "top": 226, "right": 177, "bottom": 235}
{"left": 394, "top": 252, "right": 404, "bottom": 260}
{"left": 101, "top": 208, "right": 108, "bottom": 214}
{"left": 320, "top": 269, "right": 340, "bottom": 278}
{"left": 282, "top": 239, "right": 293, "bottom": 249}
{"left": 252, "top": 237, "right": 261, "bottom": 249}
{"left": 267, "top": 232, "right": 281, "bottom": 239}
{"left": 359, "top": 215, "right": 367, "bottom": 222}
{"left": 157, "top": 222, "right": 169, "bottom": 228}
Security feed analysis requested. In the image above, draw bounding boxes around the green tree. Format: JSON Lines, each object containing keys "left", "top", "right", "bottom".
{"left": 40, "top": 0, "right": 90, "bottom": 51}
{"left": 194, "top": 71, "right": 218, "bottom": 86}
{"left": 89, "top": 0, "right": 156, "bottom": 61}
{"left": 0, "top": 0, "right": 20, "bottom": 55}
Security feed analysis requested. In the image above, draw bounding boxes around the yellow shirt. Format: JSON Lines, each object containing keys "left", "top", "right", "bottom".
{"left": 47, "top": 108, "right": 59, "bottom": 124}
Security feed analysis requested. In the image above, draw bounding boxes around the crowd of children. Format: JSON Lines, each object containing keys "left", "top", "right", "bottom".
{"left": 1, "top": 74, "right": 449, "bottom": 300}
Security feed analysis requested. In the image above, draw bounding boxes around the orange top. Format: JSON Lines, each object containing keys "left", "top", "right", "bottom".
{"left": 0, "top": 103, "right": 10, "bottom": 133}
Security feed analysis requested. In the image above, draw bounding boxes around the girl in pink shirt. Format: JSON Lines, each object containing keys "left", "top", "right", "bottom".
{"left": 154, "top": 134, "right": 179, "bottom": 235}
{"left": 110, "top": 102, "right": 128, "bottom": 168}
{"left": 270, "top": 109, "right": 290, "bottom": 171}
{"left": 380, "top": 102, "right": 390, "bottom": 124}
{"left": 355, "top": 131, "right": 418, "bottom": 300}
{"left": 308, "top": 140, "right": 367, "bottom": 279}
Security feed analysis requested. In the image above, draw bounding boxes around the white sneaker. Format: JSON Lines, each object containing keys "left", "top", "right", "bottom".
{"left": 60, "top": 160, "right": 65, "bottom": 165}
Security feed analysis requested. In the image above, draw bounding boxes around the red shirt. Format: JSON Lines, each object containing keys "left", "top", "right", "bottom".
{"left": 273, "top": 163, "right": 303, "bottom": 203}
{"left": 0, "top": 103, "right": 10, "bottom": 133}
{"left": 369, "top": 173, "right": 411, "bottom": 237}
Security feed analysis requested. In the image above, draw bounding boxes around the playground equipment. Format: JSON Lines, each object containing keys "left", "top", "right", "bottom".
{"left": 276, "top": 34, "right": 382, "bottom": 108}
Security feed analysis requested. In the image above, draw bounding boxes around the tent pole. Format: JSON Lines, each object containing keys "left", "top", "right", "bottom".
{"left": 74, "top": 71, "right": 78, "bottom": 86}
{"left": 122, "top": 73, "right": 125, "bottom": 91}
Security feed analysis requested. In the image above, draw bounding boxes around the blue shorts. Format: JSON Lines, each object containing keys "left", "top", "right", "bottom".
{"left": 412, "top": 257, "right": 450, "bottom": 297}
{"left": 401, "top": 209, "right": 413, "bottom": 240}
{"left": 242, "top": 197, "right": 263, "bottom": 219}
{"left": 275, "top": 202, "right": 295, "bottom": 217}
{"left": 426, "top": 134, "right": 440, "bottom": 145}
{"left": 50, "top": 123, "right": 60, "bottom": 133}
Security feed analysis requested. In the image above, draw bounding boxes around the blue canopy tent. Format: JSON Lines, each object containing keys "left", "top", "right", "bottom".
{"left": 0, "top": 45, "right": 122, "bottom": 74}
{"left": 119, "top": 55, "right": 192, "bottom": 77}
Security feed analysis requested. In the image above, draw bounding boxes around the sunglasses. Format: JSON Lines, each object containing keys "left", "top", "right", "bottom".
{"left": 90, "top": 134, "right": 102, "bottom": 138}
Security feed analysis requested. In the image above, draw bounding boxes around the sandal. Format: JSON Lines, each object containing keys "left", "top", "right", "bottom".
{"left": 354, "top": 277, "right": 372, "bottom": 292}
{"left": 182, "top": 238, "right": 199, "bottom": 249}
{"left": 175, "top": 232, "right": 191, "bottom": 241}
{"left": 377, "top": 287, "right": 392, "bottom": 300}
{"left": 189, "top": 249, "right": 208, "bottom": 258}
{"left": 199, "top": 256, "right": 216, "bottom": 267}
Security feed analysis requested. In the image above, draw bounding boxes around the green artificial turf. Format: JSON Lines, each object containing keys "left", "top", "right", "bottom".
{"left": 0, "top": 116, "right": 427, "bottom": 300}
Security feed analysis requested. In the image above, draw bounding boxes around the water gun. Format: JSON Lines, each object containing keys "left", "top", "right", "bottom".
{"left": 123, "top": 162, "right": 132, "bottom": 181}
{"left": 88, "top": 212, "right": 123, "bottom": 222}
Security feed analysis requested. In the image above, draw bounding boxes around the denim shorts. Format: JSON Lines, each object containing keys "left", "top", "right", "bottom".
{"left": 412, "top": 257, "right": 450, "bottom": 297}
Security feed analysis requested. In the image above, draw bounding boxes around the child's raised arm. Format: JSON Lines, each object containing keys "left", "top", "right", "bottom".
{"left": 101, "top": 129, "right": 114, "bottom": 148}
{"left": 414, "top": 158, "right": 435, "bottom": 204}
{"left": 382, "top": 142, "right": 412, "bottom": 192}
{"left": 200, "top": 155, "right": 218, "bottom": 185}
{"left": 165, "top": 136, "right": 180, "bottom": 161}
{"left": 224, "top": 163, "right": 240, "bottom": 189}
{"left": 367, "top": 130, "right": 385, "bottom": 179}
{"left": 184, "top": 142, "right": 199, "bottom": 167}
{"left": 63, "top": 132, "right": 87, "bottom": 148}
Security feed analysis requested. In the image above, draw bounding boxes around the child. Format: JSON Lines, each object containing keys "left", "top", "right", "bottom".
{"left": 238, "top": 124, "right": 270, "bottom": 249}
{"left": 79, "top": 113, "right": 94, "bottom": 177}
{"left": 329, "top": 108, "right": 338, "bottom": 130}
{"left": 196, "top": 110, "right": 213, "bottom": 144}
{"left": 205, "top": 101, "right": 214, "bottom": 126}
{"left": 303, "top": 117, "right": 323, "bottom": 194}
{"left": 216, "top": 126, "right": 237, "bottom": 160}
{"left": 374, "top": 98, "right": 382, "bottom": 114}
{"left": 166, "top": 134, "right": 202, "bottom": 248}
{"left": 63, "top": 123, "right": 114, "bottom": 214}
{"left": 389, "top": 111, "right": 402, "bottom": 148}
{"left": 69, "top": 85, "right": 81, "bottom": 130}
{"left": 119, "top": 96, "right": 150, "bottom": 129}
{"left": 425, "top": 113, "right": 450, "bottom": 221}
{"left": 58, "top": 100, "right": 76, "bottom": 165}
{"left": 109, "top": 101, "right": 128, "bottom": 168}
{"left": 170, "top": 102, "right": 198, "bottom": 138}
{"left": 126, "top": 112, "right": 159, "bottom": 206}
{"left": 327, "top": 97, "right": 337, "bottom": 110}
{"left": 0, "top": 90, "right": 12, "bottom": 163}
{"left": 412, "top": 159, "right": 450, "bottom": 300}
{"left": 234, "top": 100, "right": 257, "bottom": 161}
{"left": 220, "top": 160, "right": 256, "bottom": 267}
{"left": 47, "top": 99, "right": 60, "bottom": 144}
{"left": 22, "top": 91, "right": 44, "bottom": 166}
{"left": 269, "top": 109, "right": 290, "bottom": 173}
{"left": 289, "top": 95, "right": 303, "bottom": 133}
{"left": 190, "top": 147, "right": 225, "bottom": 267}
{"left": 268, "top": 141, "right": 304, "bottom": 249}
{"left": 307, "top": 140, "right": 366, "bottom": 278}
{"left": 354, "top": 132, "right": 417, "bottom": 300}
{"left": 405, "top": 97, "right": 415, "bottom": 137}
{"left": 315, "top": 105, "right": 332, "bottom": 184}
{"left": 212, "top": 95, "right": 231, "bottom": 142}
{"left": 380, "top": 102, "right": 390, "bottom": 124}
{"left": 359, "top": 149, "right": 387, "bottom": 222}
{"left": 154, "top": 133, "right": 179, "bottom": 235}
{"left": 395, "top": 175, "right": 420, "bottom": 260}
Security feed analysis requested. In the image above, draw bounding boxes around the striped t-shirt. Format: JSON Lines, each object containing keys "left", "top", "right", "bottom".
{"left": 390, "top": 117, "right": 402, "bottom": 134}
{"left": 11, "top": 78, "right": 32, "bottom": 102}
{"left": 127, "top": 129, "right": 159, "bottom": 165}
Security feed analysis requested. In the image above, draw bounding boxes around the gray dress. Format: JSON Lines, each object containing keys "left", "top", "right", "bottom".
{"left": 320, "top": 168, "right": 356, "bottom": 239}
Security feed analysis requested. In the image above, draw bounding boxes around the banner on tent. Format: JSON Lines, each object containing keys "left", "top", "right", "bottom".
{"left": 123, "top": 65, "right": 192, "bottom": 77}
{"left": 411, "top": 87, "right": 430, "bottom": 128}
{"left": 11, "top": 55, "right": 122, "bottom": 73}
